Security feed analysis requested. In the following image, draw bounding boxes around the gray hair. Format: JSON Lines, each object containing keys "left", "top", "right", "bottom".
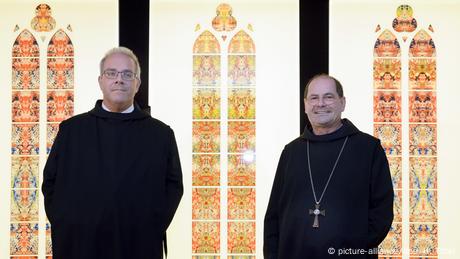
{"left": 99, "top": 47, "right": 141, "bottom": 77}
{"left": 304, "top": 73, "right": 344, "bottom": 98}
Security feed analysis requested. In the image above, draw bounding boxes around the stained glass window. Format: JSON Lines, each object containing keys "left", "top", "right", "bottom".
{"left": 10, "top": 4, "right": 75, "bottom": 257}
{"left": 373, "top": 5, "right": 438, "bottom": 257}
{"left": 192, "top": 4, "right": 256, "bottom": 258}
{"left": 11, "top": 29, "right": 40, "bottom": 257}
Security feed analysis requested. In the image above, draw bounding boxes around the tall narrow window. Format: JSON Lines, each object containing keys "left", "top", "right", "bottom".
{"left": 9, "top": 4, "right": 75, "bottom": 257}
{"left": 227, "top": 30, "right": 256, "bottom": 258}
{"left": 373, "top": 29, "right": 403, "bottom": 257}
{"left": 192, "top": 4, "right": 256, "bottom": 257}
{"left": 192, "top": 30, "right": 222, "bottom": 256}
{"left": 11, "top": 29, "right": 40, "bottom": 257}
{"left": 408, "top": 29, "right": 438, "bottom": 258}
{"left": 373, "top": 5, "right": 438, "bottom": 257}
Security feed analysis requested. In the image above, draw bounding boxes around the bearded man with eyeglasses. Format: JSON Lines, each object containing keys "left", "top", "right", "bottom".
{"left": 42, "top": 47, "right": 183, "bottom": 259}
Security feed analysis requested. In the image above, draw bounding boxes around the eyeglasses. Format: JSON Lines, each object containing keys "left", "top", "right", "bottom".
{"left": 306, "top": 95, "right": 339, "bottom": 105}
{"left": 102, "top": 69, "right": 137, "bottom": 81}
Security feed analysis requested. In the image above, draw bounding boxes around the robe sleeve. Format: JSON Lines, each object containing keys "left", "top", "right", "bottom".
{"left": 41, "top": 121, "right": 66, "bottom": 224}
{"left": 163, "top": 128, "right": 184, "bottom": 231}
{"left": 367, "top": 141, "right": 394, "bottom": 248}
{"left": 264, "top": 147, "right": 288, "bottom": 259}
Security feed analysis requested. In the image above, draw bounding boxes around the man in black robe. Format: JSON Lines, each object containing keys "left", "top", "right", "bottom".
{"left": 42, "top": 47, "right": 183, "bottom": 259}
{"left": 264, "top": 74, "right": 393, "bottom": 258}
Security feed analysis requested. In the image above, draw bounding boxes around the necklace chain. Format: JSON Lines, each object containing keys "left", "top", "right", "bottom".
{"left": 307, "top": 136, "right": 348, "bottom": 205}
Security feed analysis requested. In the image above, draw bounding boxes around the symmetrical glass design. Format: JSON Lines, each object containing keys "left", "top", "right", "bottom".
{"left": 227, "top": 30, "right": 256, "bottom": 257}
{"left": 374, "top": 5, "right": 438, "bottom": 258}
{"left": 192, "top": 4, "right": 256, "bottom": 258}
{"left": 10, "top": 4, "right": 74, "bottom": 258}
{"left": 373, "top": 28, "right": 403, "bottom": 257}
{"left": 408, "top": 28, "right": 438, "bottom": 258}
{"left": 193, "top": 29, "right": 222, "bottom": 256}
{"left": 11, "top": 29, "right": 40, "bottom": 257}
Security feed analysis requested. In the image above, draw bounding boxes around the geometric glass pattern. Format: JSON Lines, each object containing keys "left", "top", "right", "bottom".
{"left": 193, "top": 25, "right": 221, "bottom": 258}
{"left": 374, "top": 6, "right": 438, "bottom": 257}
{"left": 409, "top": 157, "right": 437, "bottom": 189}
{"left": 227, "top": 29, "right": 255, "bottom": 257}
{"left": 47, "top": 90, "right": 74, "bottom": 122}
{"left": 228, "top": 88, "right": 255, "bottom": 120}
{"left": 228, "top": 55, "right": 255, "bottom": 86}
{"left": 409, "top": 59, "right": 436, "bottom": 90}
{"left": 12, "top": 30, "right": 40, "bottom": 94}
{"left": 11, "top": 124, "right": 40, "bottom": 155}
{"left": 11, "top": 157, "right": 39, "bottom": 189}
{"left": 374, "top": 124, "right": 402, "bottom": 156}
{"left": 47, "top": 58, "right": 74, "bottom": 89}
{"left": 12, "top": 91, "right": 40, "bottom": 123}
{"left": 409, "top": 91, "right": 436, "bottom": 122}
{"left": 192, "top": 221, "right": 221, "bottom": 253}
{"left": 192, "top": 5, "right": 256, "bottom": 257}
{"left": 193, "top": 56, "right": 221, "bottom": 86}
{"left": 211, "top": 3, "right": 237, "bottom": 32}
{"left": 227, "top": 221, "right": 256, "bottom": 254}
{"left": 193, "top": 121, "right": 221, "bottom": 153}
{"left": 409, "top": 223, "right": 438, "bottom": 256}
{"left": 10, "top": 5, "right": 75, "bottom": 258}
{"left": 228, "top": 121, "right": 255, "bottom": 153}
{"left": 11, "top": 189, "right": 39, "bottom": 222}
{"left": 373, "top": 91, "right": 401, "bottom": 122}
{"left": 409, "top": 124, "right": 437, "bottom": 156}
{"left": 374, "top": 28, "right": 402, "bottom": 256}
{"left": 228, "top": 31, "right": 255, "bottom": 54}
{"left": 409, "top": 189, "right": 437, "bottom": 222}
{"left": 392, "top": 5, "right": 417, "bottom": 33}
{"left": 408, "top": 27, "right": 437, "bottom": 258}
{"left": 228, "top": 154, "right": 255, "bottom": 186}
{"left": 227, "top": 188, "right": 255, "bottom": 220}
{"left": 193, "top": 188, "right": 221, "bottom": 220}
{"left": 11, "top": 29, "right": 40, "bottom": 257}
{"left": 193, "top": 154, "right": 221, "bottom": 186}
{"left": 10, "top": 223, "right": 39, "bottom": 255}
{"left": 12, "top": 58, "right": 40, "bottom": 90}
{"left": 193, "top": 88, "right": 221, "bottom": 119}
{"left": 31, "top": 4, "right": 56, "bottom": 32}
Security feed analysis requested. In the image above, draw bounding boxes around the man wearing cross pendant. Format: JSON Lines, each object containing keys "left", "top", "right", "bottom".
{"left": 264, "top": 74, "right": 394, "bottom": 258}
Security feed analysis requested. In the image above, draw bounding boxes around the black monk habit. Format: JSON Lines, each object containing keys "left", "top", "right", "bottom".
{"left": 42, "top": 100, "right": 183, "bottom": 259}
{"left": 264, "top": 119, "right": 393, "bottom": 259}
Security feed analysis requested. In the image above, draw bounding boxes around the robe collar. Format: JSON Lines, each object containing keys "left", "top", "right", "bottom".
{"left": 89, "top": 100, "right": 149, "bottom": 120}
{"left": 302, "top": 118, "right": 360, "bottom": 142}
{"left": 101, "top": 102, "right": 134, "bottom": 113}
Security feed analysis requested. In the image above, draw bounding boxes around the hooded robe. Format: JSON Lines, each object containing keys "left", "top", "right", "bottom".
{"left": 264, "top": 119, "right": 393, "bottom": 259}
{"left": 42, "top": 100, "right": 183, "bottom": 259}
